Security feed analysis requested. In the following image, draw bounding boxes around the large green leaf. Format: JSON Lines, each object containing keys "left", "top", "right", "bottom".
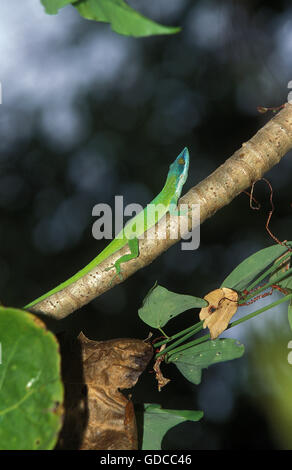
{"left": 138, "top": 284, "right": 207, "bottom": 329}
{"left": 0, "top": 307, "right": 63, "bottom": 450}
{"left": 269, "top": 254, "right": 292, "bottom": 333}
{"left": 75, "top": 0, "right": 181, "bottom": 37}
{"left": 168, "top": 338, "right": 244, "bottom": 385}
{"left": 221, "top": 242, "right": 292, "bottom": 292}
{"left": 139, "top": 403, "right": 203, "bottom": 450}
{"left": 41, "top": 0, "right": 77, "bottom": 14}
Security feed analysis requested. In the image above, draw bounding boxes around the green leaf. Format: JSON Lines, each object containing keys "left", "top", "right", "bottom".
{"left": 270, "top": 257, "right": 292, "bottom": 293}
{"left": 138, "top": 284, "right": 208, "bottom": 329}
{"left": 138, "top": 403, "right": 203, "bottom": 450}
{"left": 273, "top": 274, "right": 292, "bottom": 292}
{"left": 0, "top": 307, "right": 64, "bottom": 450}
{"left": 75, "top": 0, "right": 181, "bottom": 37}
{"left": 41, "top": 0, "right": 77, "bottom": 14}
{"left": 221, "top": 242, "right": 292, "bottom": 292}
{"left": 168, "top": 338, "right": 244, "bottom": 385}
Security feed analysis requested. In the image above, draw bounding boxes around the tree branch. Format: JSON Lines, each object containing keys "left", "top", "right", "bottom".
{"left": 28, "top": 103, "right": 292, "bottom": 319}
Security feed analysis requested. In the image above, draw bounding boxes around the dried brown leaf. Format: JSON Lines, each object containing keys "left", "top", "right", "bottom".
{"left": 199, "top": 288, "right": 238, "bottom": 339}
{"left": 57, "top": 332, "right": 153, "bottom": 450}
{"left": 153, "top": 344, "right": 171, "bottom": 391}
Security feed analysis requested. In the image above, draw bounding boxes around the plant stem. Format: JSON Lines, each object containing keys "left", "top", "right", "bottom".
{"left": 243, "top": 250, "right": 291, "bottom": 294}
{"left": 155, "top": 321, "right": 204, "bottom": 358}
{"left": 158, "top": 327, "right": 169, "bottom": 338}
{"left": 239, "top": 267, "right": 292, "bottom": 304}
{"left": 154, "top": 320, "right": 203, "bottom": 347}
{"left": 231, "top": 292, "right": 292, "bottom": 328}
{"left": 165, "top": 332, "right": 211, "bottom": 359}
{"left": 164, "top": 293, "right": 292, "bottom": 360}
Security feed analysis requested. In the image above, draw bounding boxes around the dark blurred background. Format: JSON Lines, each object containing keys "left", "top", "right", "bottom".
{"left": 0, "top": 0, "right": 292, "bottom": 449}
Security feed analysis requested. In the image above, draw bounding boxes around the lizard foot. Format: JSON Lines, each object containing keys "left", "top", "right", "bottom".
{"left": 106, "top": 265, "right": 124, "bottom": 286}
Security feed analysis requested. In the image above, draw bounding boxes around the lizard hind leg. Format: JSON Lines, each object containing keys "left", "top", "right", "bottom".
{"left": 106, "top": 237, "right": 139, "bottom": 286}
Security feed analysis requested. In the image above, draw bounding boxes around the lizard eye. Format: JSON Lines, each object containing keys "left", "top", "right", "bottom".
{"left": 178, "top": 157, "right": 184, "bottom": 165}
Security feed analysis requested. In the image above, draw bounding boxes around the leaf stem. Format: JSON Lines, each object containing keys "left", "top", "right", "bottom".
{"left": 158, "top": 327, "right": 169, "bottom": 338}
{"left": 165, "top": 333, "right": 211, "bottom": 359}
{"left": 239, "top": 267, "right": 292, "bottom": 304}
{"left": 154, "top": 320, "right": 203, "bottom": 347}
{"left": 155, "top": 321, "right": 204, "bottom": 358}
{"left": 163, "top": 293, "right": 292, "bottom": 360}
{"left": 243, "top": 250, "right": 291, "bottom": 294}
{"left": 231, "top": 292, "right": 292, "bottom": 328}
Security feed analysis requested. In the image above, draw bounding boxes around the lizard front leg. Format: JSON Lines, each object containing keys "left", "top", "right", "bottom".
{"left": 106, "top": 237, "right": 139, "bottom": 285}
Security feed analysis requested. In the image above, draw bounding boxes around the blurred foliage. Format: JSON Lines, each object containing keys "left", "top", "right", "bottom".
{"left": 0, "top": 0, "right": 292, "bottom": 449}
{"left": 41, "top": 0, "right": 75, "bottom": 15}
{"left": 41, "top": 0, "right": 180, "bottom": 37}
{"left": 249, "top": 325, "right": 292, "bottom": 449}
{"left": 0, "top": 307, "right": 63, "bottom": 449}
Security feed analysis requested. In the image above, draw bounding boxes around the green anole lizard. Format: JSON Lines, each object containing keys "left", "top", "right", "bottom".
{"left": 25, "top": 148, "right": 189, "bottom": 309}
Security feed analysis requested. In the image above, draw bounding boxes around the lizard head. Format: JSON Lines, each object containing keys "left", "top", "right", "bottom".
{"left": 168, "top": 147, "right": 190, "bottom": 201}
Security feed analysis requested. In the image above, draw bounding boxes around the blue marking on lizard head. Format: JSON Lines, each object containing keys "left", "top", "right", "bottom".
{"left": 168, "top": 147, "right": 189, "bottom": 201}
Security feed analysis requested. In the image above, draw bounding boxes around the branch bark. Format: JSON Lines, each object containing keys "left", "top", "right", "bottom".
{"left": 28, "top": 103, "right": 292, "bottom": 320}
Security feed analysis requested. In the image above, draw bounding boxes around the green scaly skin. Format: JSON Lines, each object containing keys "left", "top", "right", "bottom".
{"left": 25, "top": 148, "right": 189, "bottom": 309}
